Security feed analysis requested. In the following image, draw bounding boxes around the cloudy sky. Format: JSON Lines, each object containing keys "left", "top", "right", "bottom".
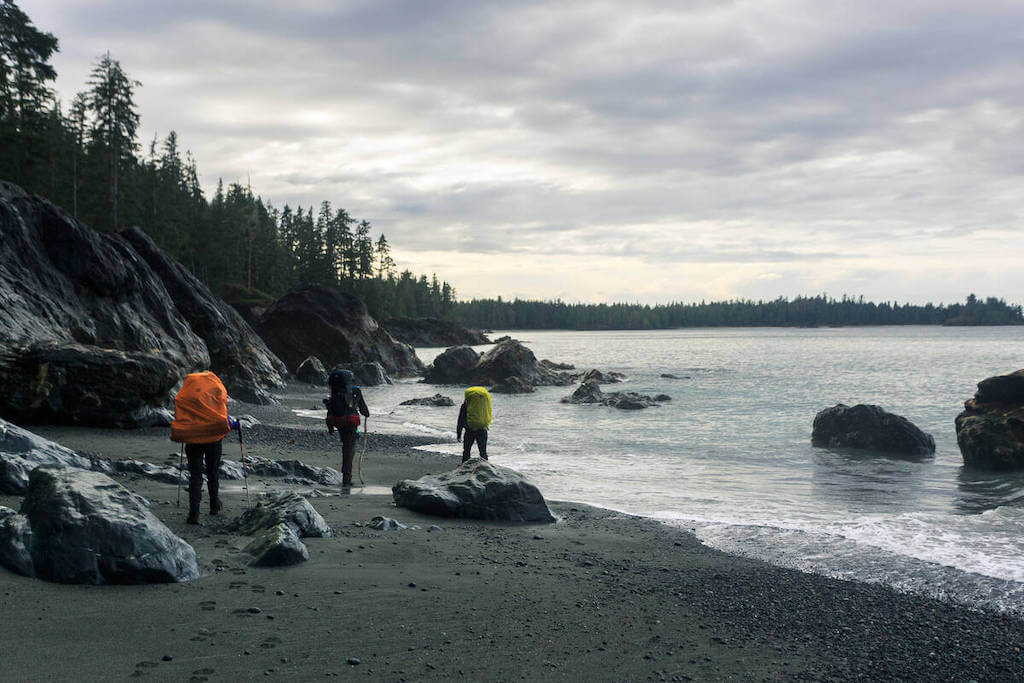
{"left": 21, "top": 0, "right": 1024, "bottom": 305}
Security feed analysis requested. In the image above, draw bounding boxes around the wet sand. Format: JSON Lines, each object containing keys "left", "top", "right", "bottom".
{"left": 2, "top": 397, "right": 1023, "bottom": 681}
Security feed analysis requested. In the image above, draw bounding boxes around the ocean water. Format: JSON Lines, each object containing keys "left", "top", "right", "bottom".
{"left": 320, "top": 327, "right": 1024, "bottom": 614}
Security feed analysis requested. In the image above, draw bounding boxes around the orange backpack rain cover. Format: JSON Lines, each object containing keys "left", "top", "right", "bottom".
{"left": 170, "top": 372, "right": 230, "bottom": 444}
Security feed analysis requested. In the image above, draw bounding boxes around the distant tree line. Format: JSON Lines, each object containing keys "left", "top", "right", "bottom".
{"left": 0, "top": 1, "right": 453, "bottom": 320}
{"left": 452, "top": 294, "right": 1024, "bottom": 330}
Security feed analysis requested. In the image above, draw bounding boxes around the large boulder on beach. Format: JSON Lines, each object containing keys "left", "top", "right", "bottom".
{"left": 256, "top": 285, "right": 423, "bottom": 379}
{"left": 811, "top": 404, "right": 935, "bottom": 456}
{"left": 382, "top": 317, "right": 490, "bottom": 347}
{"left": 4, "top": 467, "right": 200, "bottom": 584}
{"left": 0, "top": 417, "right": 103, "bottom": 493}
{"left": 392, "top": 458, "right": 556, "bottom": 523}
{"left": 0, "top": 506, "right": 33, "bottom": 577}
{"left": 0, "top": 182, "right": 285, "bottom": 426}
{"left": 955, "top": 369, "right": 1024, "bottom": 470}
{"left": 229, "top": 492, "right": 331, "bottom": 538}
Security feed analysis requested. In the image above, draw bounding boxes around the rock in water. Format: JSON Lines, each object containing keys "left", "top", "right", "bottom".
{"left": 229, "top": 492, "right": 331, "bottom": 538}
{"left": 489, "top": 377, "right": 536, "bottom": 394}
{"left": 244, "top": 523, "right": 309, "bottom": 567}
{"left": 811, "top": 404, "right": 935, "bottom": 456}
{"left": 118, "top": 226, "right": 286, "bottom": 404}
{"left": 295, "top": 356, "right": 328, "bottom": 385}
{"left": 423, "top": 346, "right": 480, "bottom": 384}
{"left": 256, "top": 286, "right": 424, "bottom": 378}
{"left": 351, "top": 361, "right": 392, "bottom": 386}
{"left": 956, "top": 369, "right": 1024, "bottom": 470}
{"left": 560, "top": 381, "right": 663, "bottom": 409}
{"left": 382, "top": 317, "right": 491, "bottom": 347}
{"left": 12, "top": 468, "right": 199, "bottom": 583}
{"left": 400, "top": 394, "right": 455, "bottom": 407}
{"left": 393, "top": 459, "right": 556, "bottom": 523}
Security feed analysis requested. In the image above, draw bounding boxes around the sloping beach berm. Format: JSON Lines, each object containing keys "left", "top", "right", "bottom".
{"left": 1, "top": 395, "right": 1022, "bottom": 681}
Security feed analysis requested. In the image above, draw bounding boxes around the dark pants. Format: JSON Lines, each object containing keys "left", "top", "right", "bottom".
{"left": 186, "top": 440, "right": 222, "bottom": 516}
{"left": 339, "top": 427, "right": 358, "bottom": 486}
{"left": 462, "top": 429, "right": 488, "bottom": 462}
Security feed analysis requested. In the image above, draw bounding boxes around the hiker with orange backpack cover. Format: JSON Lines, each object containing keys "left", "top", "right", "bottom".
{"left": 170, "top": 372, "right": 240, "bottom": 524}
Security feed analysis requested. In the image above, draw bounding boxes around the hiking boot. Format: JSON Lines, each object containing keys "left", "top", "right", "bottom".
{"left": 210, "top": 498, "right": 223, "bottom": 515}
{"left": 187, "top": 513, "right": 200, "bottom": 525}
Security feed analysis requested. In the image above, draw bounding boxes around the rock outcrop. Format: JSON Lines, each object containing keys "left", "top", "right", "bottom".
{"left": 256, "top": 286, "right": 423, "bottom": 379}
{"left": 230, "top": 492, "right": 330, "bottom": 567}
{"left": 489, "top": 377, "right": 536, "bottom": 394}
{"left": 561, "top": 381, "right": 666, "bottom": 410}
{"left": 400, "top": 394, "right": 455, "bottom": 407}
{"left": 424, "top": 340, "right": 574, "bottom": 388}
{"left": 382, "top": 317, "right": 490, "bottom": 347}
{"left": 0, "top": 182, "right": 285, "bottom": 426}
{"left": 351, "top": 361, "right": 392, "bottom": 386}
{"left": 392, "top": 458, "right": 556, "bottom": 523}
{"left": 0, "top": 467, "right": 200, "bottom": 583}
{"left": 956, "top": 369, "right": 1024, "bottom": 470}
{"left": 118, "top": 227, "right": 286, "bottom": 404}
{"left": 812, "top": 404, "right": 936, "bottom": 456}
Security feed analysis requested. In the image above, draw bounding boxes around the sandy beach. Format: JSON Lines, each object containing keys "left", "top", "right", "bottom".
{"left": 2, "top": 391, "right": 1023, "bottom": 682}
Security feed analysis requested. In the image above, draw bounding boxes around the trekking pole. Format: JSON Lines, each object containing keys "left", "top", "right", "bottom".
{"left": 238, "top": 423, "right": 251, "bottom": 509}
{"left": 358, "top": 417, "right": 369, "bottom": 486}
{"left": 176, "top": 443, "right": 184, "bottom": 507}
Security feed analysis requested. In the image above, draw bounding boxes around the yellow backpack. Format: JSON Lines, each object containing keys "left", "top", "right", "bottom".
{"left": 464, "top": 386, "right": 492, "bottom": 430}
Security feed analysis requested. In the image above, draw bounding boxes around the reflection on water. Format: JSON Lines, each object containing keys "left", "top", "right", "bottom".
{"left": 955, "top": 467, "right": 1024, "bottom": 514}
{"left": 811, "top": 448, "right": 932, "bottom": 512}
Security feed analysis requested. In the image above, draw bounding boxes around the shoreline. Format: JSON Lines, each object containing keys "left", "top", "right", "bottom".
{"left": 2, "top": 401, "right": 1023, "bottom": 679}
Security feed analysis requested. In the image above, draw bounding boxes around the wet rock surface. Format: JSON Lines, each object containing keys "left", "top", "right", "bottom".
{"left": 350, "top": 361, "right": 391, "bottom": 386}
{"left": 489, "top": 376, "right": 536, "bottom": 394}
{"left": 382, "top": 317, "right": 490, "bottom": 347}
{"left": 256, "top": 286, "right": 423, "bottom": 379}
{"left": 812, "top": 403, "right": 936, "bottom": 456}
{"left": 6, "top": 467, "right": 199, "bottom": 583}
{"left": 393, "top": 458, "right": 556, "bottom": 523}
{"left": 956, "top": 369, "right": 1024, "bottom": 470}
{"left": 400, "top": 394, "right": 455, "bottom": 407}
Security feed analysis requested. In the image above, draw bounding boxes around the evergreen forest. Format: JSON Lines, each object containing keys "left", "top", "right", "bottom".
{"left": 2, "top": 1, "right": 1020, "bottom": 331}
{"left": 0, "top": 0, "right": 454, "bottom": 320}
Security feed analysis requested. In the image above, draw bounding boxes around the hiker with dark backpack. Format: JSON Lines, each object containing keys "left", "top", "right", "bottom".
{"left": 323, "top": 368, "right": 370, "bottom": 488}
{"left": 170, "top": 372, "right": 240, "bottom": 524}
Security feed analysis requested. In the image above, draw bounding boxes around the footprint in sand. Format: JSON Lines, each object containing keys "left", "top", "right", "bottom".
{"left": 214, "top": 540, "right": 228, "bottom": 548}
{"left": 199, "top": 601, "right": 216, "bottom": 611}
{"left": 230, "top": 568, "right": 246, "bottom": 575}
{"left": 251, "top": 584, "right": 266, "bottom": 593}
{"left": 229, "top": 581, "right": 247, "bottom": 589}
{"left": 260, "top": 636, "right": 282, "bottom": 649}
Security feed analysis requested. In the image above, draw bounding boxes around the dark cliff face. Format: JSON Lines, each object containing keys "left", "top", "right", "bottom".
{"left": 256, "top": 286, "right": 424, "bottom": 378}
{"left": 119, "top": 227, "right": 286, "bottom": 404}
{"left": 0, "top": 182, "right": 286, "bottom": 425}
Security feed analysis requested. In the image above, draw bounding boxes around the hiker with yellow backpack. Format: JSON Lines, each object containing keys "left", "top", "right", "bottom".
{"left": 457, "top": 386, "right": 492, "bottom": 462}
{"left": 170, "top": 372, "right": 241, "bottom": 524}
